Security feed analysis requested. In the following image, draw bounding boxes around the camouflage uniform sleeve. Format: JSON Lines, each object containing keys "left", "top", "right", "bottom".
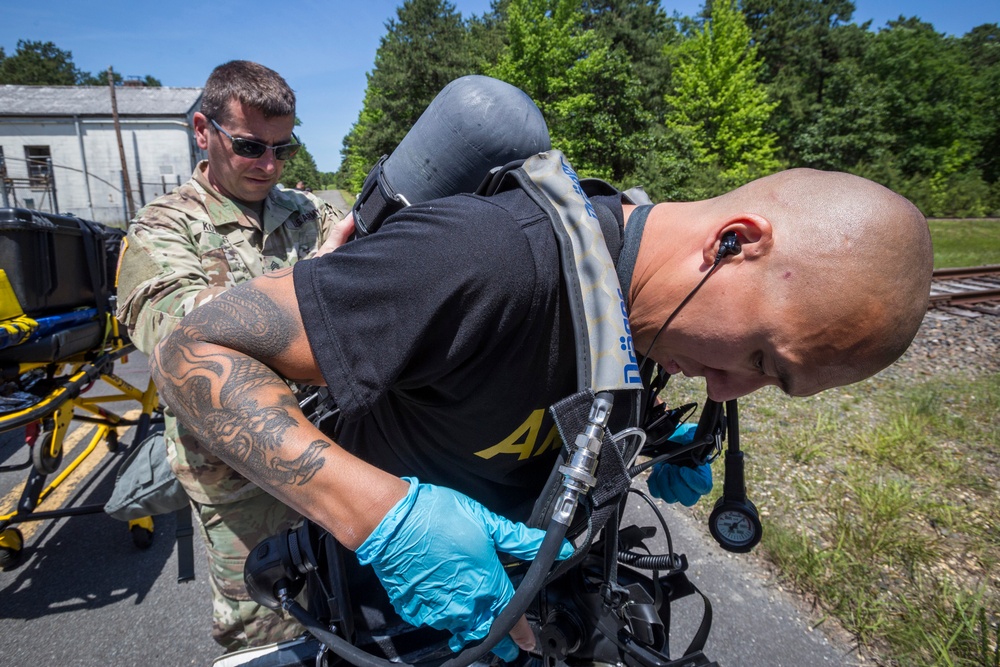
{"left": 116, "top": 206, "right": 225, "bottom": 355}
{"left": 306, "top": 191, "right": 347, "bottom": 252}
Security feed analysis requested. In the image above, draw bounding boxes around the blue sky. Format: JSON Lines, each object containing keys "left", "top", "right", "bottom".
{"left": 2, "top": 1, "right": 995, "bottom": 172}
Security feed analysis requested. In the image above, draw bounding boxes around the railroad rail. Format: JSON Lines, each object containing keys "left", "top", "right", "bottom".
{"left": 929, "top": 264, "right": 1000, "bottom": 315}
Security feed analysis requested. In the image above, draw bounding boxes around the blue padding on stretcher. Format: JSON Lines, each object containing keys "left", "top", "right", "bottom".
{"left": 0, "top": 320, "right": 103, "bottom": 365}
{"left": 32, "top": 308, "right": 98, "bottom": 340}
{"left": 0, "top": 308, "right": 98, "bottom": 353}
{"left": 0, "top": 320, "right": 34, "bottom": 350}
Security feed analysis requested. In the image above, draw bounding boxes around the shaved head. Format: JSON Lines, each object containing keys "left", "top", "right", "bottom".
{"left": 723, "top": 168, "right": 932, "bottom": 385}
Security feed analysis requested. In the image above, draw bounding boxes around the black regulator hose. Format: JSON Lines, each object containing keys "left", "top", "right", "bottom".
{"left": 447, "top": 520, "right": 570, "bottom": 665}
{"left": 282, "top": 519, "right": 571, "bottom": 667}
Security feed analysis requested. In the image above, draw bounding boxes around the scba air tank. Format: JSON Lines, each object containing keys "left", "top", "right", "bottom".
{"left": 353, "top": 75, "right": 551, "bottom": 236}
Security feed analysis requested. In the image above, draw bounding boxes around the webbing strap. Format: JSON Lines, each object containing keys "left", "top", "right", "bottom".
{"left": 516, "top": 151, "right": 642, "bottom": 393}
{"left": 75, "top": 217, "right": 108, "bottom": 321}
{"left": 352, "top": 156, "right": 407, "bottom": 237}
{"left": 175, "top": 503, "right": 195, "bottom": 583}
{"left": 617, "top": 204, "right": 653, "bottom": 305}
{"left": 546, "top": 390, "right": 631, "bottom": 545}
{"left": 664, "top": 569, "right": 713, "bottom": 656}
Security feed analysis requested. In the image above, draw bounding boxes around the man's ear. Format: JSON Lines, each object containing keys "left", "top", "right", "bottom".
{"left": 702, "top": 213, "right": 773, "bottom": 266}
{"left": 193, "top": 112, "right": 211, "bottom": 151}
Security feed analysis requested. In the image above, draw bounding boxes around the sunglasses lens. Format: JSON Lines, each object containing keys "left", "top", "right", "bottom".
{"left": 231, "top": 137, "right": 267, "bottom": 159}
{"left": 274, "top": 144, "right": 300, "bottom": 161}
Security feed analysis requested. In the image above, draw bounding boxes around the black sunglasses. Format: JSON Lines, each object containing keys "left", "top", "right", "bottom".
{"left": 209, "top": 118, "right": 301, "bottom": 161}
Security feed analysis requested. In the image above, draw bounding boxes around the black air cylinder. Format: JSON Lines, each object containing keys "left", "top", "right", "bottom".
{"left": 353, "top": 75, "right": 550, "bottom": 235}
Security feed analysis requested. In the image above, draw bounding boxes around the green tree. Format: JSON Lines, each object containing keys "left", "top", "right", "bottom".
{"left": 79, "top": 71, "right": 162, "bottom": 87}
{"left": 663, "top": 0, "right": 780, "bottom": 189}
{"left": 467, "top": 0, "right": 511, "bottom": 70}
{"left": 867, "top": 19, "right": 977, "bottom": 178}
{"left": 0, "top": 40, "right": 89, "bottom": 85}
{"left": 861, "top": 18, "right": 989, "bottom": 216}
{"left": 281, "top": 143, "right": 323, "bottom": 191}
{"left": 827, "top": 18, "right": 993, "bottom": 217}
{"left": 582, "top": 0, "right": 678, "bottom": 122}
{"left": 962, "top": 23, "right": 1000, "bottom": 186}
{"left": 790, "top": 23, "right": 891, "bottom": 171}
{"left": 487, "top": 0, "right": 649, "bottom": 181}
{"left": 741, "top": 0, "right": 860, "bottom": 165}
{"left": 337, "top": 85, "right": 384, "bottom": 191}
{"left": 340, "top": 0, "right": 478, "bottom": 191}
{"left": 0, "top": 40, "right": 161, "bottom": 87}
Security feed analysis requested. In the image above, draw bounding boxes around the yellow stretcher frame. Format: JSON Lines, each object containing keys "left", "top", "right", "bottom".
{"left": 0, "top": 282, "right": 162, "bottom": 570}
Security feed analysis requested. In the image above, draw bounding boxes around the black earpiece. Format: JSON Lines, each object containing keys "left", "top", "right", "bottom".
{"left": 640, "top": 232, "right": 744, "bottom": 375}
{"left": 714, "top": 231, "right": 742, "bottom": 263}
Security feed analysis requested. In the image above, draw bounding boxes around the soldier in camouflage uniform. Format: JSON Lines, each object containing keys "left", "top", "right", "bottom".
{"left": 116, "top": 60, "right": 348, "bottom": 652}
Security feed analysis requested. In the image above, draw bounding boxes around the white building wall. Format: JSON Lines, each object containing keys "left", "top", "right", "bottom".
{"left": 0, "top": 116, "right": 203, "bottom": 227}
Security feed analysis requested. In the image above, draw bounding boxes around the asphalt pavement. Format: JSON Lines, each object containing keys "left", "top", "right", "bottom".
{"left": 0, "top": 352, "right": 863, "bottom": 667}
{"left": 0, "top": 353, "right": 219, "bottom": 666}
{"left": 314, "top": 189, "right": 350, "bottom": 213}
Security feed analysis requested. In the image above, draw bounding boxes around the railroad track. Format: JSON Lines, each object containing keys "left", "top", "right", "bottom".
{"left": 929, "top": 264, "right": 1000, "bottom": 315}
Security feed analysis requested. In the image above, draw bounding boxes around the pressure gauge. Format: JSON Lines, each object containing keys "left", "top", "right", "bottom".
{"left": 708, "top": 498, "right": 762, "bottom": 553}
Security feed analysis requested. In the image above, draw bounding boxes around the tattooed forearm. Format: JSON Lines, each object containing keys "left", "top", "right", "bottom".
{"left": 150, "top": 279, "right": 330, "bottom": 492}
{"left": 220, "top": 356, "right": 293, "bottom": 407}
{"left": 258, "top": 440, "right": 329, "bottom": 486}
{"left": 156, "top": 342, "right": 296, "bottom": 443}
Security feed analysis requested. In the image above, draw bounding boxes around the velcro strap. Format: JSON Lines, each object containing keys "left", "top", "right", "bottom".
{"left": 353, "top": 156, "right": 407, "bottom": 236}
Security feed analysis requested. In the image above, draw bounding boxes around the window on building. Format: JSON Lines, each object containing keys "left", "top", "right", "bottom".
{"left": 24, "top": 146, "right": 53, "bottom": 189}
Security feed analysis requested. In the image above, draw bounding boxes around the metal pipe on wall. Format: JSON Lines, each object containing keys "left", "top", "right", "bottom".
{"left": 107, "top": 68, "right": 136, "bottom": 220}
{"left": 0, "top": 153, "right": 9, "bottom": 208}
{"left": 73, "top": 115, "right": 96, "bottom": 219}
{"left": 131, "top": 132, "right": 145, "bottom": 208}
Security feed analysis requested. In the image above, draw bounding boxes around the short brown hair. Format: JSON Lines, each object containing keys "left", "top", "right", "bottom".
{"left": 200, "top": 60, "right": 295, "bottom": 123}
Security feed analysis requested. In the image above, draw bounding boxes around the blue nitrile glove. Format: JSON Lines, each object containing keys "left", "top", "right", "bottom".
{"left": 647, "top": 423, "right": 714, "bottom": 507}
{"left": 356, "top": 478, "right": 574, "bottom": 662}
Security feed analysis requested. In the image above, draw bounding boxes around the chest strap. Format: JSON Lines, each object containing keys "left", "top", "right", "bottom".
{"left": 502, "top": 151, "right": 642, "bottom": 395}
{"left": 487, "top": 151, "right": 645, "bottom": 534}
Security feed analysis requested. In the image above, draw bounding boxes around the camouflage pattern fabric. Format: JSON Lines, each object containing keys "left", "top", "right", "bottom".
{"left": 116, "top": 161, "right": 345, "bottom": 649}
{"left": 195, "top": 493, "right": 305, "bottom": 651}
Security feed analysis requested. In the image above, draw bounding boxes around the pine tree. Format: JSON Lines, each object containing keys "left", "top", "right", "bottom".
{"left": 582, "top": 0, "right": 677, "bottom": 122}
{"left": 741, "top": 0, "right": 861, "bottom": 165}
{"left": 0, "top": 39, "right": 160, "bottom": 87}
{"left": 963, "top": 23, "right": 1000, "bottom": 186}
{"left": 340, "top": 0, "right": 478, "bottom": 190}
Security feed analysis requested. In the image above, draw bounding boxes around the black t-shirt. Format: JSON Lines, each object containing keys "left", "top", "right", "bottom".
{"left": 294, "top": 188, "right": 624, "bottom": 520}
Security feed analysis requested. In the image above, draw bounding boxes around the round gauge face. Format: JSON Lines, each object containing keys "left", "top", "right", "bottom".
{"left": 713, "top": 508, "right": 757, "bottom": 546}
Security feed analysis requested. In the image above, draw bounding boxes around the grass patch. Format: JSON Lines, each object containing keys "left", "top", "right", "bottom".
{"left": 927, "top": 219, "right": 1000, "bottom": 268}
{"left": 659, "top": 371, "right": 1000, "bottom": 666}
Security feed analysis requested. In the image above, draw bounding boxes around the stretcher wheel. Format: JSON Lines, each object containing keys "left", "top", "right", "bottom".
{"left": 0, "top": 527, "right": 24, "bottom": 570}
{"left": 129, "top": 517, "right": 154, "bottom": 549}
{"left": 106, "top": 429, "right": 119, "bottom": 452}
{"left": 131, "top": 526, "right": 154, "bottom": 549}
{"left": 31, "top": 430, "right": 62, "bottom": 475}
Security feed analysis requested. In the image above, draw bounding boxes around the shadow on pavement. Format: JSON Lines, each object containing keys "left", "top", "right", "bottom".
{"left": 0, "top": 426, "right": 175, "bottom": 621}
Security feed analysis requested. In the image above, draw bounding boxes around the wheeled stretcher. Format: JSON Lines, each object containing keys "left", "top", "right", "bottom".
{"left": 0, "top": 208, "right": 161, "bottom": 569}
